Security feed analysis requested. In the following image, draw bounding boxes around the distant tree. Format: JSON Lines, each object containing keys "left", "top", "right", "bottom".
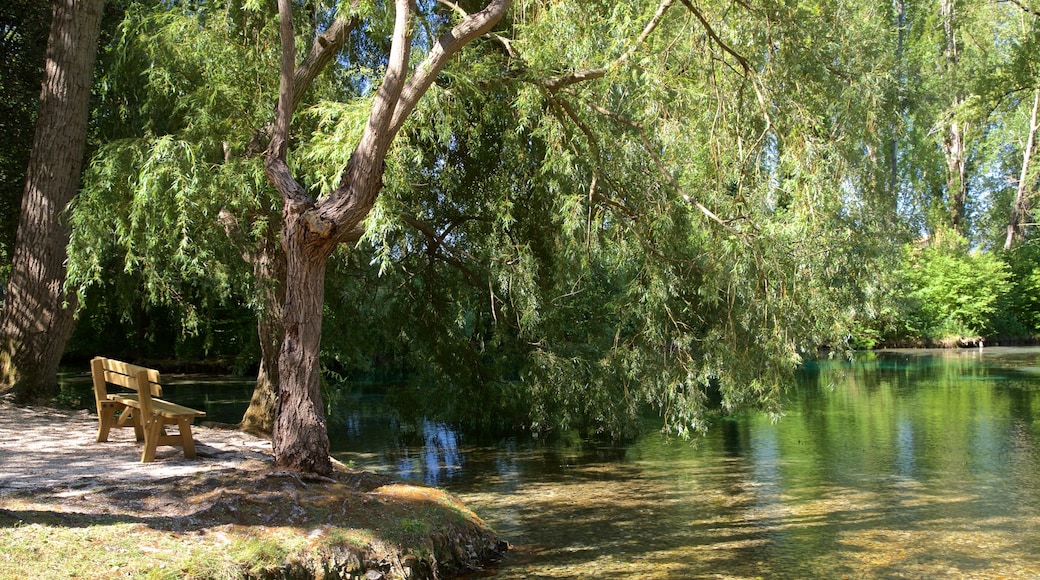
{"left": 1005, "top": 87, "right": 1040, "bottom": 249}
{"left": 898, "top": 231, "right": 1012, "bottom": 341}
{"left": 0, "top": 0, "right": 104, "bottom": 402}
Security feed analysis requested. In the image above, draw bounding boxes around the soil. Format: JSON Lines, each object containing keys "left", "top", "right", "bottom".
{"left": 0, "top": 399, "right": 275, "bottom": 492}
{"left": 0, "top": 396, "right": 506, "bottom": 579}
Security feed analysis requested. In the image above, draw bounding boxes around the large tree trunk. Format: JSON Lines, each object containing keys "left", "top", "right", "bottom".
{"left": 0, "top": 0, "right": 104, "bottom": 402}
{"left": 230, "top": 16, "right": 357, "bottom": 434}
{"left": 1005, "top": 86, "right": 1040, "bottom": 250}
{"left": 272, "top": 217, "right": 335, "bottom": 473}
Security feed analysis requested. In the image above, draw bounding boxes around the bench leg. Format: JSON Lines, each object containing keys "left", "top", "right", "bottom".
{"left": 115, "top": 407, "right": 144, "bottom": 442}
{"left": 140, "top": 420, "right": 162, "bottom": 463}
{"left": 96, "top": 402, "right": 119, "bottom": 442}
{"left": 178, "top": 418, "right": 197, "bottom": 459}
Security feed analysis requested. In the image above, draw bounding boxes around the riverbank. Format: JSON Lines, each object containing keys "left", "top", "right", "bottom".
{"left": 0, "top": 398, "right": 506, "bottom": 579}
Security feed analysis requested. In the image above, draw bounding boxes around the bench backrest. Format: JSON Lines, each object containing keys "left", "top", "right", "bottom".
{"left": 90, "top": 357, "right": 163, "bottom": 416}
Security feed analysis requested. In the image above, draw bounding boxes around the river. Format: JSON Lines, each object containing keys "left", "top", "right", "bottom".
{"left": 68, "top": 347, "right": 1040, "bottom": 577}
{"left": 329, "top": 348, "right": 1040, "bottom": 578}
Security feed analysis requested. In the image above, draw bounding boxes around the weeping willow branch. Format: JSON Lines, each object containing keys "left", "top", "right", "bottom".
{"left": 542, "top": 91, "right": 640, "bottom": 223}
{"left": 572, "top": 93, "right": 740, "bottom": 237}
{"left": 677, "top": 0, "right": 772, "bottom": 138}
{"left": 400, "top": 213, "right": 483, "bottom": 285}
{"left": 543, "top": 0, "right": 676, "bottom": 91}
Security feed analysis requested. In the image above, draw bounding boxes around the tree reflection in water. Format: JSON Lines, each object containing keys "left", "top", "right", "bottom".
{"left": 333, "top": 348, "right": 1040, "bottom": 578}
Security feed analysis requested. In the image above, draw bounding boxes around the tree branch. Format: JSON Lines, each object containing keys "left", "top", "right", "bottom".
{"left": 291, "top": 16, "right": 359, "bottom": 111}
{"left": 266, "top": 0, "right": 311, "bottom": 208}
{"left": 388, "top": 0, "right": 513, "bottom": 137}
{"left": 677, "top": 0, "right": 750, "bottom": 72}
{"left": 678, "top": 0, "right": 771, "bottom": 133}
{"left": 309, "top": 0, "right": 510, "bottom": 245}
{"left": 574, "top": 93, "right": 739, "bottom": 236}
{"left": 400, "top": 213, "right": 482, "bottom": 283}
{"left": 269, "top": 0, "right": 297, "bottom": 164}
{"left": 436, "top": 0, "right": 517, "bottom": 58}
{"left": 543, "top": 0, "right": 675, "bottom": 91}
{"left": 354, "top": 0, "right": 415, "bottom": 161}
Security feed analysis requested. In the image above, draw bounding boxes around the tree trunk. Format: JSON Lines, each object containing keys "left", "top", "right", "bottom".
{"left": 943, "top": 114, "right": 969, "bottom": 231}
{"left": 272, "top": 217, "right": 335, "bottom": 474}
{"left": 0, "top": 0, "right": 104, "bottom": 402}
{"left": 939, "top": 0, "right": 969, "bottom": 234}
{"left": 239, "top": 227, "right": 285, "bottom": 434}
{"left": 884, "top": 0, "right": 906, "bottom": 213}
{"left": 1005, "top": 86, "right": 1040, "bottom": 250}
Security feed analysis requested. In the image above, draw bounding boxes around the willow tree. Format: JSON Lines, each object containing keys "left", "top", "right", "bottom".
{"left": 71, "top": 0, "right": 892, "bottom": 471}
{"left": 301, "top": 0, "right": 897, "bottom": 438}
{"left": 266, "top": 0, "right": 511, "bottom": 473}
{"left": 0, "top": 0, "right": 104, "bottom": 401}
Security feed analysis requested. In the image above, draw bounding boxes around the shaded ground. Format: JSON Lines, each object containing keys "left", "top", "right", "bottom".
{"left": 0, "top": 399, "right": 274, "bottom": 490}
{"left": 0, "top": 397, "right": 505, "bottom": 579}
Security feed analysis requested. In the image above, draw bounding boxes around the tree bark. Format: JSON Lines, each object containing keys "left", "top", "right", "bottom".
{"left": 266, "top": 0, "right": 511, "bottom": 474}
{"left": 220, "top": 15, "right": 357, "bottom": 432}
{"left": 0, "top": 0, "right": 104, "bottom": 402}
{"left": 1005, "top": 86, "right": 1040, "bottom": 249}
{"left": 239, "top": 226, "right": 285, "bottom": 434}
{"left": 939, "top": 0, "right": 969, "bottom": 233}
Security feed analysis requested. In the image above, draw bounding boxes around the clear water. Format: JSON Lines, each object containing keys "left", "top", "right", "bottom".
{"left": 63, "top": 348, "right": 1040, "bottom": 577}
{"left": 330, "top": 348, "right": 1040, "bottom": 578}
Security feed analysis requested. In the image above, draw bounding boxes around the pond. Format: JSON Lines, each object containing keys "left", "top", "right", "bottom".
{"left": 60, "top": 348, "right": 1040, "bottom": 577}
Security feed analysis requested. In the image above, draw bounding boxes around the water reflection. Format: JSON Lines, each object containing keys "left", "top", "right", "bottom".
{"left": 61, "top": 352, "right": 1040, "bottom": 577}
{"left": 391, "top": 421, "right": 464, "bottom": 485}
{"left": 331, "top": 348, "right": 1040, "bottom": 578}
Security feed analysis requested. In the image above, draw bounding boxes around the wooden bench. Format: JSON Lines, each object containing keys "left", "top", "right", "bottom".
{"left": 90, "top": 356, "right": 206, "bottom": 462}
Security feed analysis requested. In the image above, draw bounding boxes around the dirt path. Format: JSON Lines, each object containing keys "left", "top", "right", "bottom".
{"left": 0, "top": 397, "right": 273, "bottom": 490}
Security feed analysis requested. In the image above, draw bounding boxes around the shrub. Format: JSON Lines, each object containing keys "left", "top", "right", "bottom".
{"left": 896, "top": 231, "right": 1011, "bottom": 342}
{"left": 996, "top": 241, "right": 1040, "bottom": 338}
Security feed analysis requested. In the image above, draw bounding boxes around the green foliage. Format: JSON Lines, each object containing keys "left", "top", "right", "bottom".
{"left": 0, "top": 0, "right": 50, "bottom": 274}
{"left": 66, "top": 1, "right": 290, "bottom": 364}
{"left": 55, "top": 0, "right": 1040, "bottom": 442}
{"left": 306, "top": 0, "right": 900, "bottom": 439}
{"left": 896, "top": 231, "right": 1012, "bottom": 341}
{"left": 994, "top": 241, "right": 1040, "bottom": 337}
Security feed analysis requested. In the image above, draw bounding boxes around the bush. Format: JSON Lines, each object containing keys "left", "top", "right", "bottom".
{"left": 995, "top": 241, "right": 1040, "bottom": 338}
{"left": 896, "top": 231, "right": 1011, "bottom": 342}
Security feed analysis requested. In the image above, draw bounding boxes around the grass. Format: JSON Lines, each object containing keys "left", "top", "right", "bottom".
{"left": 0, "top": 469, "right": 505, "bottom": 579}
